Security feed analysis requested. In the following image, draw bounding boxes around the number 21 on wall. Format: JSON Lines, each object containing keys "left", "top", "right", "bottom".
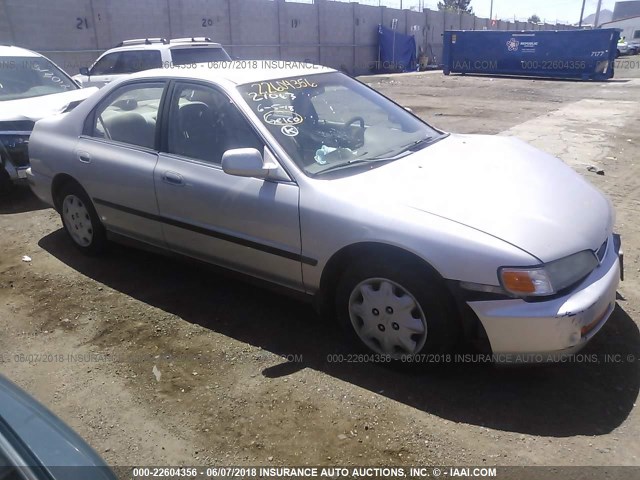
{"left": 76, "top": 17, "right": 89, "bottom": 30}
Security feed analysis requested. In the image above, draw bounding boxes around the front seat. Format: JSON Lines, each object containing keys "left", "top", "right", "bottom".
{"left": 175, "top": 102, "right": 222, "bottom": 163}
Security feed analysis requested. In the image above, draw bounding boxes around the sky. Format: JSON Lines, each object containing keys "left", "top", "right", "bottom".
{"left": 316, "top": 0, "right": 619, "bottom": 24}
{"left": 447, "top": 0, "right": 617, "bottom": 24}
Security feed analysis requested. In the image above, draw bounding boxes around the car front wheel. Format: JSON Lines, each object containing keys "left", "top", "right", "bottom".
{"left": 335, "top": 258, "right": 459, "bottom": 359}
{"left": 59, "top": 183, "right": 107, "bottom": 255}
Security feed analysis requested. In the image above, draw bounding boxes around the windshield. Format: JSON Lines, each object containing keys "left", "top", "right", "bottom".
{"left": 237, "top": 72, "right": 441, "bottom": 176}
{"left": 0, "top": 56, "right": 78, "bottom": 101}
{"left": 170, "top": 47, "right": 231, "bottom": 65}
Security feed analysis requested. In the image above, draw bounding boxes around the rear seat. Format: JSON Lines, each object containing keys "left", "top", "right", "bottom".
{"left": 104, "top": 112, "right": 155, "bottom": 149}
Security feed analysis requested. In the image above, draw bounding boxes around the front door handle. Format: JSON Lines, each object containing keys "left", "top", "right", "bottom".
{"left": 162, "top": 171, "right": 184, "bottom": 186}
{"left": 77, "top": 151, "right": 91, "bottom": 163}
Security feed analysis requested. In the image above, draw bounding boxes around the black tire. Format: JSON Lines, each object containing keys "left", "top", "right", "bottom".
{"left": 335, "top": 257, "right": 459, "bottom": 359}
{"left": 58, "top": 182, "right": 107, "bottom": 255}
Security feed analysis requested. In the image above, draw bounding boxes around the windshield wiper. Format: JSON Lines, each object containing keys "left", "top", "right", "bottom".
{"left": 315, "top": 136, "right": 438, "bottom": 176}
{"left": 315, "top": 157, "right": 397, "bottom": 175}
{"left": 394, "top": 136, "right": 436, "bottom": 155}
{"left": 364, "top": 136, "right": 436, "bottom": 162}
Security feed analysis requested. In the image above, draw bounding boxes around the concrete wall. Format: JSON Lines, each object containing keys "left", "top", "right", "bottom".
{"left": 0, "top": 0, "right": 15, "bottom": 45}
{"left": 354, "top": 3, "right": 381, "bottom": 75}
{"left": 229, "top": 0, "right": 279, "bottom": 60}
{"left": 319, "top": 1, "right": 355, "bottom": 71}
{"left": 169, "top": 0, "right": 232, "bottom": 45}
{"left": 0, "top": 0, "right": 575, "bottom": 76}
{"left": 424, "top": 9, "right": 444, "bottom": 63}
{"left": 279, "top": 1, "right": 319, "bottom": 64}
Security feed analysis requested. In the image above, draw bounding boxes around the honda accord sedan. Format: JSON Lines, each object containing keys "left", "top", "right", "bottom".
{"left": 27, "top": 63, "right": 622, "bottom": 362}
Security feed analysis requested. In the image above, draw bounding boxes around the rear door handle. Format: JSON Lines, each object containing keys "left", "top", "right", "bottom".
{"left": 77, "top": 151, "right": 91, "bottom": 164}
{"left": 162, "top": 171, "right": 184, "bottom": 186}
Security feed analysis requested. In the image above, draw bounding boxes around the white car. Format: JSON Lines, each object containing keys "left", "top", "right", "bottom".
{"left": 617, "top": 40, "right": 630, "bottom": 57}
{"left": 73, "top": 37, "right": 231, "bottom": 88}
{"left": 0, "top": 45, "right": 97, "bottom": 191}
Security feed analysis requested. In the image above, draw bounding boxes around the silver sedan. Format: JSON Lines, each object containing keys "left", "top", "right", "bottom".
{"left": 27, "top": 63, "right": 622, "bottom": 362}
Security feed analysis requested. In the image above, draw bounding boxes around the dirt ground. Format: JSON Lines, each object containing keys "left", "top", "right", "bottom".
{"left": 1, "top": 59, "right": 639, "bottom": 477}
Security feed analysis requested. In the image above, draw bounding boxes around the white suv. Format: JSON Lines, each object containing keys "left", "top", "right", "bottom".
{"left": 73, "top": 38, "right": 231, "bottom": 88}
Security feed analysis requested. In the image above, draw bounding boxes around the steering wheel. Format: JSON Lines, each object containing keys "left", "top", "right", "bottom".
{"left": 343, "top": 116, "right": 366, "bottom": 150}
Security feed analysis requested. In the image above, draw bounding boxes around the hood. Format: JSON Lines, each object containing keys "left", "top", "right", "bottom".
{"left": 329, "top": 134, "right": 612, "bottom": 262}
{"left": 0, "top": 87, "right": 98, "bottom": 123}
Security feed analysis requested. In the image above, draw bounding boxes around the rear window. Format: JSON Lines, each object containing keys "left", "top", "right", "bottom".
{"left": 169, "top": 47, "right": 231, "bottom": 66}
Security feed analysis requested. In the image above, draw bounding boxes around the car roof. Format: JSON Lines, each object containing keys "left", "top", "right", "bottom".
{"left": 0, "top": 45, "right": 42, "bottom": 57}
{"left": 127, "top": 61, "right": 336, "bottom": 86}
{"left": 107, "top": 42, "right": 225, "bottom": 53}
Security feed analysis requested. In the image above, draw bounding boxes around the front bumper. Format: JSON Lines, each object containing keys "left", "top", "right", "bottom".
{"left": 468, "top": 234, "right": 621, "bottom": 362}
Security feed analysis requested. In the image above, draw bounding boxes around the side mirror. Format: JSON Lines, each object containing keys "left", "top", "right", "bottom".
{"left": 222, "top": 148, "right": 275, "bottom": 178}
{"left": 79, "top": 67, "right": 90, "bottom": 76}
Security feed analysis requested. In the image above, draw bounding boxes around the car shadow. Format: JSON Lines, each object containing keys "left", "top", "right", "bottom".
{"left": 39, "top": 230, "right": 640, "bottom": 438}
{"left": 0, "top": 187, "right": 48, "bottom": 214}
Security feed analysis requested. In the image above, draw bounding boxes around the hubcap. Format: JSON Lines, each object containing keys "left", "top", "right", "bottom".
{"left": 348, "top": 278, "right": 427, "bottom": 357}
{"left": 62, "top": 195, "right": 93, "bottom": 247}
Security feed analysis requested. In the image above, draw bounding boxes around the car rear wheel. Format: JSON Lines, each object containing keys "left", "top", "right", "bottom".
{"left": 59, "top": 183, "right": 107, "bottom": 255}
{"left": 335, "top": 258, "right": 459, "bottom": 359}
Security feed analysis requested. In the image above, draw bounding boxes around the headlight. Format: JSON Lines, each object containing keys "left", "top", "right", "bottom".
{"left": 499, "top": 250, "right": 599, "bottom": 297}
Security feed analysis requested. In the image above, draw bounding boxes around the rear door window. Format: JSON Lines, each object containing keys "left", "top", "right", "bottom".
{"left": 170, "top": 47, "right": 231, "bottom": 66}
{"left": 91, "top": 83, "right": 164, "bottom": 149}
{"left": 117, "top": 50, "right": 162, "bottom": 73}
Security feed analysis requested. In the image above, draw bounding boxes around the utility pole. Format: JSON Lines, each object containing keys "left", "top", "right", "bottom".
{"left": 489, "top": 0, "right": 494, "bottom": 21}
{"left": 594, "top": 0, "right": 603, "bottom": 27}
{"left": 578, "top": 0, "right": 586, "bottom": 28}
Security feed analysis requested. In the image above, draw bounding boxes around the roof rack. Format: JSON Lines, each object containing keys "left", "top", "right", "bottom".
{"left": 117, "top": 38, "right": 169, "bottom": 47}
{"left": 170, "top": 37, "right": 213, "bottom": 43}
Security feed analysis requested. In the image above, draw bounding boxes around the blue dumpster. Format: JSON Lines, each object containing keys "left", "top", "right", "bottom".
{"left": 442, "top": 29, "right": 621, "bottom": 80}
